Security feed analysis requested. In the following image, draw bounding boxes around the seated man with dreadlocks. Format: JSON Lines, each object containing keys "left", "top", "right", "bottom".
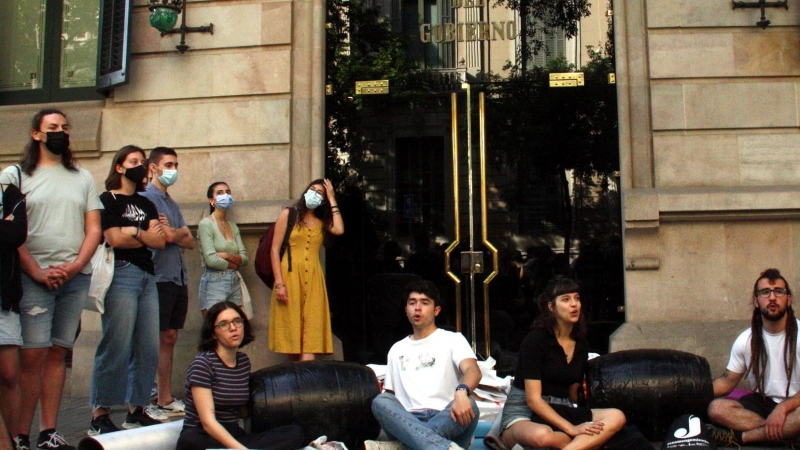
{"left": 707, "top": 268, "right": 800, "bottom": 447}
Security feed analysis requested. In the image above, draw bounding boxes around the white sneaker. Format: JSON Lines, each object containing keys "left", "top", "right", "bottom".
{"left": 363, "top": 441, "right": 403, "bottom": 450}
{"left": 144, "top": 405, "right": 170, "bottom": 422}
{"left": 156, "top": 398, "right": 185, "bottom": 416}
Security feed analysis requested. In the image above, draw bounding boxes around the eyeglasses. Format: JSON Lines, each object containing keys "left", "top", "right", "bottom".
{"left": 214, "top": 317, "right": 244, "bottom": 330}
{"left": 756, "top": 288, "right": 789, "bottom": 298}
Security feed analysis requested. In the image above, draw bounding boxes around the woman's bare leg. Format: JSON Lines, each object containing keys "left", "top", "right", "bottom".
{"left": 501, "top": 421, "right": 572, "bottom": 449}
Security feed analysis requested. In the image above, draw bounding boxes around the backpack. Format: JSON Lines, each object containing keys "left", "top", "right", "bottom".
{"left": 660, "top": 414, "right": 717, "bottom": 450}
{"left": 255, "top": 207, "right": 298, "bottom": 289}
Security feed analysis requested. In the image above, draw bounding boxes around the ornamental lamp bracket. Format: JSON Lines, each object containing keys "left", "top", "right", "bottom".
{"left": 148, "top": 0, "right": 214, "bottom": 53}
{"left": 732, "top": 0, "right": 789, "bottom": 29}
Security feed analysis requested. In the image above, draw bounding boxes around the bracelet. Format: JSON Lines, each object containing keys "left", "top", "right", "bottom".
{"left": 135, "top": 228, "right": 141, "bottom": 238}
{"left": 274, "top": 284, "right": 286, "bottom": 290}
{"left": 331, "top": 205, "right": 340, "bottom": 210}
{"left": 332, "top": 211, "right": 341, "bottom": 215}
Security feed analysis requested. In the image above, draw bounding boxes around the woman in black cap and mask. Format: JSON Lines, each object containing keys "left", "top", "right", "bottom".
{"left": 87, "top": 145, "right": 167, "bottom": 436}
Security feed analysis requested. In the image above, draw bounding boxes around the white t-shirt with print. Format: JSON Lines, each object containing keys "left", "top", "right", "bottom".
{"left": 384, "top": 327, "right": 477, "bottom": 412}
{"left": 727, "top": 319, "right": 800, "bottom": 403}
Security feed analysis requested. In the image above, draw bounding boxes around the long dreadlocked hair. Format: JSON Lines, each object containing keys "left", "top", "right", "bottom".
{"left": 747, "top": 268, "right": 797, "bottom": 398}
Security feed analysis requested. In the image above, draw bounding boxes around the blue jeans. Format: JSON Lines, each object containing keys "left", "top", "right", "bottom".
{"left": 198, "top": 269, "right": 242, "bottom": 311}
{"left": 90, "top": 261, "right": 159, "bottom": 407}
{"left": 371, "top": 392, "right": 479, "bottom": 450}
{"left": 19, "top": 273, "right": 89, "bottom": 349}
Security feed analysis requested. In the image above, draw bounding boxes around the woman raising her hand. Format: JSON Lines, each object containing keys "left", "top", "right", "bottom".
{"left": 499, "top": 278, "right": 625, "bottom": 450}
{"left": 269, "top": 179, "right": 343, "bottom": 361}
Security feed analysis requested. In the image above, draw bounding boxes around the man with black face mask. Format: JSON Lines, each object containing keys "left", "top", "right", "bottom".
{"left": 0, "top": 109, "right": 103, "bottom": 450}
{"left": 707, "top": 268, "right": 800, "bottom": 448}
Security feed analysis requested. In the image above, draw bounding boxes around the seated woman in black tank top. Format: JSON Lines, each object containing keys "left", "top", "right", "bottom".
{"left": 499, "top": 278, "right": 626, "bottom": 450}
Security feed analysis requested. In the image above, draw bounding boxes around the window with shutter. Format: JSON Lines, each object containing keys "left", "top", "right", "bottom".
{"left": 0, "top": 0, "right": 110, "bottom": 105}
{"left": 97, "top": 0, "right": 132, "bottom": 90}
{"left": 528, "top": 27, "right": 566, "bottom": 69}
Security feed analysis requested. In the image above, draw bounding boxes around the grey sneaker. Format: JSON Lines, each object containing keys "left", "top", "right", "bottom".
{"left": 122, "top": 405, "right": 169, "bottom": 429}
{"left": 156, "top": 398, "right": 185, "bottom": 416}
{"left": 363, "top": 441, "right": 403, "bottom": 450}
{"left": 705, "top": 424, "right": 740, "bottom": 449}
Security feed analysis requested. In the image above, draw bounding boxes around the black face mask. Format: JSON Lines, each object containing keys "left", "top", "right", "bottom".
{"left": 124, "top": 165, "right": 149, "bottom": 187}
{"left": 43, "top": 131, "right": 70, "bottom": 155}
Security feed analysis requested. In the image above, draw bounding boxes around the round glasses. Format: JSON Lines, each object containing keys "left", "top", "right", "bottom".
{"left": 214, "top": 317, "right": 244, "bottom": 330}
{"left": 756, "top": 288, "right": 788, "bottom": 298}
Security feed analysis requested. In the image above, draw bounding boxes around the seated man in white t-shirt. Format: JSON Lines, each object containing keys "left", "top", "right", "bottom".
{"left": 367, "top": 280, "right": 481, "bottom": 450}
{"left": 707, "top": 268, "right": 800, "bottom": 447}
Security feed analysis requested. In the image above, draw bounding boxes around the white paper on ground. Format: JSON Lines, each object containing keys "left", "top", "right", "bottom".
{"left": 77, "top": 419, "right": 183, "bottom": 450}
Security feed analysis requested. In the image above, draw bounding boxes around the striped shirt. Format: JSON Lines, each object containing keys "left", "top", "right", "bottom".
{"left": 183, "top": 351, "right": 251, "bottom": 428}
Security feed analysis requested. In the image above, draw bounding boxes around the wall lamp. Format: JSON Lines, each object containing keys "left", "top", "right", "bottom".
{"left": 732, "top": 0, "right": 788, "bottom": 29}
{"left": 148, "top": 0, "right": 214, "bottom": 53}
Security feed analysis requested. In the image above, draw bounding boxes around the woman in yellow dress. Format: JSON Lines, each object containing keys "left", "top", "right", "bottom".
{"left": 268, "top": 179, "right": 344, "bottom": 361}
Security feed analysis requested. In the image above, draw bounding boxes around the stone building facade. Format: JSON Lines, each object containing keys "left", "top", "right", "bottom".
{"left": 611, "top": 1, "right": 800, "bottom": 372}
{"left": 1, "top": 0, "right": 797, "bottom": 396}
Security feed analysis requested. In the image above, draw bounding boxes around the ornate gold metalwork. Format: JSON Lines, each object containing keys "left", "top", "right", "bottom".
{"left": 445, "top": 92, "right": 463, "bottom": 331}
{"left": 479, "top": 92, "right": 497, "bottom": 358}
{"left": 549, "top": 72, "right": 584, "bottom": 87}
{"left": 355, "top": 80, "right": 389, "bottom": 95}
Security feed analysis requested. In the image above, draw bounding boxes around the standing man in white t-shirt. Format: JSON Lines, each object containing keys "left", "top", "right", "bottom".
{"left": 707, "top": 268, "right": 800, "bottom": 448}
{"left": 0, "top": 109, "right": 103, "bottom": 450}
{"left": 367, "top": 280, "right": 481, "bottom": 450}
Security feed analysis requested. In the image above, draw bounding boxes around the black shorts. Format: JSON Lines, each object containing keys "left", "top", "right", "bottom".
{"left": 738, "top": 392, "right": 778, "bottom": 419}
{"left": 531, "top": 403, "right": 593, "bottom": 427}
{"left": 157, "top": 282, "right": 189, "bottom": 331}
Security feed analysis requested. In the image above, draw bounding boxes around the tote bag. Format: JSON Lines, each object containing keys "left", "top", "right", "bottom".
{"left": 86, "top": 244, "right": 114, "bottom": 313}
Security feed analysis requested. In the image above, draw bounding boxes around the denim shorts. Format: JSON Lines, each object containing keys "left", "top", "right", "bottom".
{"left": 19, "top": 273, "right": 89, "bottom": 349}
{"left": 0, "top": 309, "right": 22, "bottom": 346}
{"left": 500, "top": 385, "right": 592, "bottom": 431}
{"left": 198, "top": 269, "right": 242, "bottom": 311}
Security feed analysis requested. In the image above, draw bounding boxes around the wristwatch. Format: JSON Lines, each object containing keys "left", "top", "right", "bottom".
{"left": 456, "top": 383, "right": 471, "bottom": 396}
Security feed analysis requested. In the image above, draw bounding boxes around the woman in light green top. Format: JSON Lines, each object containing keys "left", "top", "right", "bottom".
{"left": 197, "top": 182, "right": 249, "bottom": 316}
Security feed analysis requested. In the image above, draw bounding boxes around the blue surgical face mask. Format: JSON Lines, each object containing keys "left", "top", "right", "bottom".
{"left": 304, "top": 189, "right": 323, "bottom": 209}
{"left": 158, "top": 168, "right": 178, "bottom": 187}
{"left": 215, "top": 193, "right": 234, "bottom": 211}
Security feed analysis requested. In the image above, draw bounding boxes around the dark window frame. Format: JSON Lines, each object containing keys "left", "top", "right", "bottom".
{"left": 0, "top": 0, "right": 131, "bottom": 106}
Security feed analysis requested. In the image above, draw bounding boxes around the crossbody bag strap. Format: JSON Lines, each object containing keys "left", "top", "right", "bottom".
{"left": 15, "top": 165, "right": 22, "bottom": 191}
{"left": 282, "top": 207, "right": 298, "bottom": 272}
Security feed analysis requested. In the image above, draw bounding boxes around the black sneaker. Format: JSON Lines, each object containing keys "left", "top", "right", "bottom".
{"left": 14, "top": 435, "right": 30, "bottom": 450}
{"left": 88, "top": 413, "right": 120, "bottom": 436}
{"left": 705, "top": 424, "right": 740, "bottom": 449}
{"left": 36, "top": 430, "right": 74, "bottom": 450}
{"left": 122, "top": 405, "right": 168, "bottom": 429}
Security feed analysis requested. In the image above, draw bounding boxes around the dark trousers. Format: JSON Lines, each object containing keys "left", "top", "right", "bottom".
{"left": 176, "top": 423, "right": 304, "bottom": 450}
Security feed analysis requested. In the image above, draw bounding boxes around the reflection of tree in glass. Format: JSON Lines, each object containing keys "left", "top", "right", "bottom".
{"left": 484, "top": 43, "right": 618, "bottom": 256}
{"left": 60, "top": 0, "right": 100, "bottom": 88}
{"left": 0, "top": 0, "right": 47, "bottom": 90}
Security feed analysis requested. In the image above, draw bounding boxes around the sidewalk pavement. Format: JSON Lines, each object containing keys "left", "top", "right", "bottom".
{"left": 33, "top": 399, "right": 776, "bottom": 450}
{"left": 30, "top": 398, "right": 182, "bottom": 448}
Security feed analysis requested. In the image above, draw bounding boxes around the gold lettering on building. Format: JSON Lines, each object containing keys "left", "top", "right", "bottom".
{"left": 420, "top": 20, "right": 514, "bottom": 42}
{"left": 492, "top": 21, "right": 504, "bottom": 40}
{"left": 418, "top": 1, "right": 516, "bottom": 43}
{"left": 420, "top": 23, "right": 431, "bottom": 43}
{"left": 465, "top": 23, "right": 477, "bottom": 41}
{"left": 433, "top": 24, "right": 444, "bottom": 43}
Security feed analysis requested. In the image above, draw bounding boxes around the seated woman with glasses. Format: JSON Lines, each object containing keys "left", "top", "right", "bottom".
{"left": 176, "top": 301, "right": 305, "bottom": 450}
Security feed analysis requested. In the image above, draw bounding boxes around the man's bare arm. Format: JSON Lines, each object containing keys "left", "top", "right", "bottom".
{"left": 712, "top": 369, "right": 743, "bottom": 398}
